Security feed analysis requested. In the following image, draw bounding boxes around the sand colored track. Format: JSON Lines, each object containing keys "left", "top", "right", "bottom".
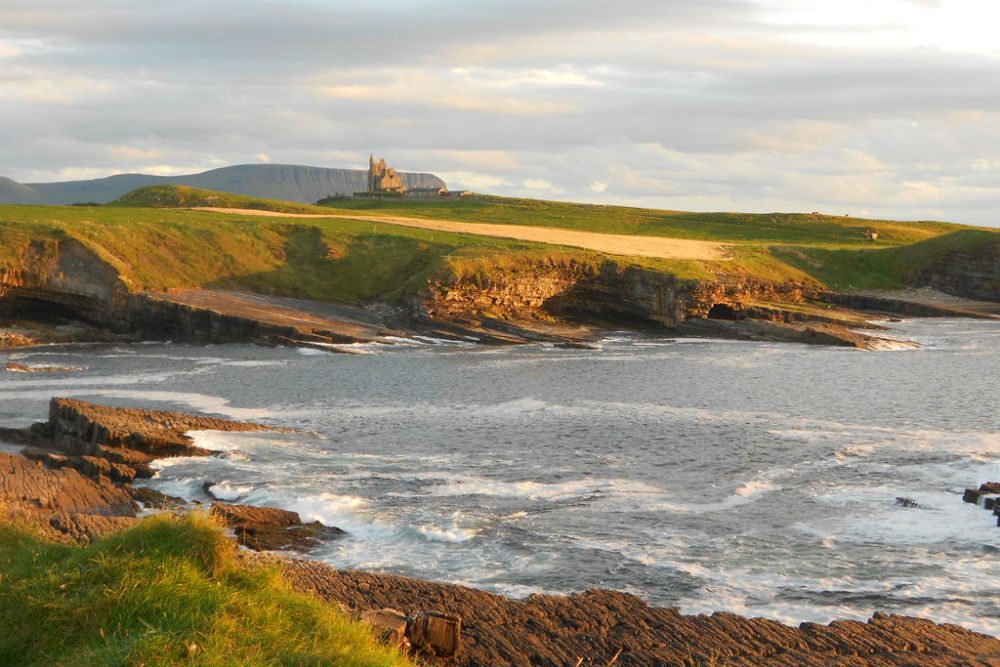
{"left": 193, "top": 207, "right": 729, "bottom": 261}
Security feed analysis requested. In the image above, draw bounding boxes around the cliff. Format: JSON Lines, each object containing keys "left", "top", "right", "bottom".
{"left": 909, "top": 234, "right": 1000, "bottom": 302}
{"left": 0, "top": 235, "right": 913, "bottom": 350}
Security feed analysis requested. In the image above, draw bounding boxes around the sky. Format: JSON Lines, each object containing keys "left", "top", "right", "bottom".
{"left": 1, "top": 0, "right": 999, "bottom": 224}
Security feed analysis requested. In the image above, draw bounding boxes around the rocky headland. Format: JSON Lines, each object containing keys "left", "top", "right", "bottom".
{"left": 4, "top": 233, "right": 999, "bottom": 353}
{"left": 1, "top": 397, "right": 999, "bottom": 666}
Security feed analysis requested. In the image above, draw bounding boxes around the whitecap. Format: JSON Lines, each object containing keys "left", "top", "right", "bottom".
{"left": 417, "top": 524, "right": 479, "bottom": 543}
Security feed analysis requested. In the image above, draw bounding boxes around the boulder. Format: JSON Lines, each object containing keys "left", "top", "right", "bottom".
{"left": 979, "top": 482, "right": 1000, "bottom": 494}
{"left": 407, "top": 610, "right": 462, "bottom": 659}
{"left": 210, "top": 502, "right": 345, "bottom": 552}
{"left": 895, "top": 497, "right": 919, "bottom": 509}
{"left": 962, "top": 489, "right": 980, "bottom": 504}
{"left": 361, "top": 608, "right": 410, "bottom": 652}
{"left": 130, "top": 486, "right": 187, "bottom": 510}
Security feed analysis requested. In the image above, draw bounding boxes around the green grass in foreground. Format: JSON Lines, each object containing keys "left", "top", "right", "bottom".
{"left": 0, "top": 512, "right": 414, "bottom": 667}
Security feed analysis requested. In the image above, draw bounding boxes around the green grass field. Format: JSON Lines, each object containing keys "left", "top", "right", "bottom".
{"left": 0, "top": 513, "right": 414, "bottom": 667}
{"left": 0, "top": 185, "right": 996, "bottom": 301}
{"left": 319, "top": 194, "right": 966, "bottom": 247}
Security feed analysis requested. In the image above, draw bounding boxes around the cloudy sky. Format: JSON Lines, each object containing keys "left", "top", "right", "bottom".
{"left": 2, "top": 0, "right": 999, "bottom": 224}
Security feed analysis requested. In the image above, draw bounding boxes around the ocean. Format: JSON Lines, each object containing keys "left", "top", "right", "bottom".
{"left": 2, "top": 318, "right": 998, "bottom": 635}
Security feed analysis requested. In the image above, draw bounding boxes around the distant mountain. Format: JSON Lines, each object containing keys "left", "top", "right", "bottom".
{"left": 0, "top": 176, "right": 43, "bottom": 204}
{"left": 0, "top": 164, "right": 447, "bottom": 205}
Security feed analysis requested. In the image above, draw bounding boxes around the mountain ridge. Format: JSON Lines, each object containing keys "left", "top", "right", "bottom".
{"left": 0, "top": 163, "right": 447, "bottom": 205}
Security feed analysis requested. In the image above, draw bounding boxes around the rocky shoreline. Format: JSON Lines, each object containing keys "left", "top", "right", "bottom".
{"left": 1, "top": 398, "right": 999, "bottom": 665}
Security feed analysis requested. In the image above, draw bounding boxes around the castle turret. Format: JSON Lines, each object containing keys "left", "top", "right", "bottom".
{"left": 366, "top": 153, "right": 405, "bottom": 194}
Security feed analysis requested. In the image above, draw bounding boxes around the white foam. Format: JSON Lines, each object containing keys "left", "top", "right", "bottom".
{"left": 417, "top": 524, "right": 479, "bottom": 543}
{"left": 411, "top": 335, "right": 477, "bottom": 346}
{"left": 205, "top": 480, "right": 254, "bottom": 501}
{"left": 796, "top": 486, "right": 1000, "bottom": 545}
{"left": 427, "top": 476, "right": 603, "bottom": 501}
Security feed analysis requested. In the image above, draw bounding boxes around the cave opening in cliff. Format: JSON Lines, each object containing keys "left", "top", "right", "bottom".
{"left": 0, "top": 294, "right": 99, "bottom": 326}
{"left": 707, "top": 303, "right": 739, "bottom": 320}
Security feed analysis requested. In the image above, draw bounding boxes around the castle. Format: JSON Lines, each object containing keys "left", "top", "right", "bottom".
{"left": 367, "top": 154, "right": 406, "bottom": 194}
{"left": 356, "top": 153, "right": 466, "bottom": 199}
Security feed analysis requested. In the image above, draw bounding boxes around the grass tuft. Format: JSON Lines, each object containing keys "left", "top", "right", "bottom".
{"left": 0, "top": 512, "right": 415, "bottom": 667}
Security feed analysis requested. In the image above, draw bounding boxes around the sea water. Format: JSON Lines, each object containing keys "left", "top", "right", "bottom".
{"left": 1, "top": 319, "right": 998, "bottom": 635}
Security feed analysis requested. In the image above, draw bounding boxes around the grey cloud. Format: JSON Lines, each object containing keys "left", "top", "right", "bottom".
{"left": 1, "top": 1, "right": 998, "bottom": 225}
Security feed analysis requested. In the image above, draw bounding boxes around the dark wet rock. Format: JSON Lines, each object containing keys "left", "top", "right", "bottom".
{"left": 20, "top": 445, "right": 52, "bottom": 462}
{"left": 203, "top": 481, "right": 221, "bottom": 500}
{"left": 963, "top": 484, "right": 1000, "bottom": 512}
{"left": 895, "top": 497, "right": 919, "bottom": 508}
{"left": 0, "top": 425, "right": 35, "bottom": 446}
{"left": 269, "top": 556, "right": 1000, "bottom": 667}
{"left": 554, "top": 341, "right": 600, "bottom": 350}
{"left": 210, "top": 502, "right": 345, "bottom": 552}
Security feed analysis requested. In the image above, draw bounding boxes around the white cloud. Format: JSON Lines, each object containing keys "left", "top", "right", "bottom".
{"left": 522, "top": 178, "right": 561, "bottom": 193}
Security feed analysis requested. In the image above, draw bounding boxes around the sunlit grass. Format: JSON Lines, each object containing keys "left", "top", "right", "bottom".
{"left": 1, "top": 186, "right": 996, "bottom": 303}
{"left": 0, "top": 512, "right": 415, "bottom": 667}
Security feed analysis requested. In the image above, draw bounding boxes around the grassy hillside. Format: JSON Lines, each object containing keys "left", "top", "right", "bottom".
{"left": 0, "top": 513, "right": 414, "bottom": 667}
{"left": 1, "top": 186, "right": 997, "bottom": 301}
{"left": 774, "top": 228, "right": 1000, "bottom": 289}
{"left": 110, "top": 184, "right": 329, "bottom": 214}
{"left": 319, "top": 194, "right": 966, "bottom": 247}
{"left": 0, "top": 203, "right": 635, "bottom": 302}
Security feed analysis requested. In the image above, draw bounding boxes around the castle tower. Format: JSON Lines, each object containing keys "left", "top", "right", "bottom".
{"left": 366, "top": 153, "right": 406, "bottom": 194}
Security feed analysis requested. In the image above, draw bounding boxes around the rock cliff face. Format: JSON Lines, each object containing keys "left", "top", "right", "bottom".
{"left": 910, "top": 239, "right": 1000, "bottom": 302}
{"left": 424, "top": 258, "right": 814, "bottom": 329}
{"left": 0, "top": 238, "right": 882, "bottom": 349}
{"left": 0, "top": 238, "right": 129, "bottom": 326}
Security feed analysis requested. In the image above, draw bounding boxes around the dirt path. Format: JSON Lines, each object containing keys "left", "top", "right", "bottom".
{"left": 192, "top": 207, "right": 730, "bottom": 261}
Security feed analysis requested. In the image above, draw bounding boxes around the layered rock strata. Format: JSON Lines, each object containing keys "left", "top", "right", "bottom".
{"left": 0, "top": 236, "right": 929, "bottom": 350}
{"left": 910, "top": 237, "right": 1000, "bottom": 302}
{"left": 0, "top": 398, "right": 273, "bottom": 541}
{"left": 424, "top": 260, "right": 904, "bottom": 349}
{"left": 279, "top": 557, "right": 1000, "bottom": 667}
